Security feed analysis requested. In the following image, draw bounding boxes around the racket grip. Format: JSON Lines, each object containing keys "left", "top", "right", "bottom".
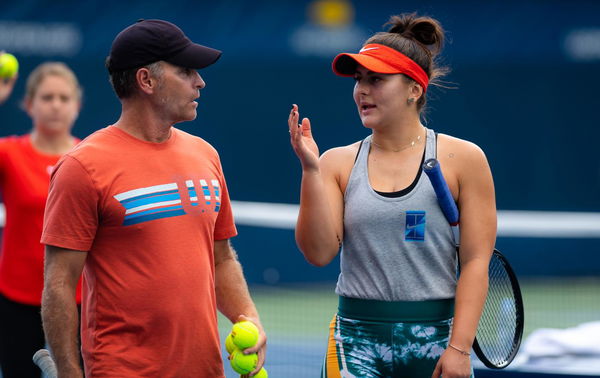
{"left": 423, "top": 158, "right": 459, "bottom": 225}
{"left": 33, "top": 349, "right": 58, "bottom": 378}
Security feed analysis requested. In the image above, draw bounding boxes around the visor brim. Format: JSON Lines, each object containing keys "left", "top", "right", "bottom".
{"left": 332, "top": 53, "right": 402, "bottom": 76}
{"left": 167, "top": 43, "right": 222, "bottom": 69}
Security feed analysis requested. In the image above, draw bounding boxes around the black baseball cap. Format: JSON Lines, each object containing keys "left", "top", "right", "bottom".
{"left": 107, "top": 19, "right": 222, "bottom": 73}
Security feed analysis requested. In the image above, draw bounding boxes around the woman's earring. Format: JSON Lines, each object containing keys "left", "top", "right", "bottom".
{"left": 407, "top": 98, "right": 415, "bottom": 105}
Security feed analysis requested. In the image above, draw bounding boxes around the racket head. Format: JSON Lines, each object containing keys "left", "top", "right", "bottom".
{"left": 472, "top": 249, "right": 524, "bottom": 369}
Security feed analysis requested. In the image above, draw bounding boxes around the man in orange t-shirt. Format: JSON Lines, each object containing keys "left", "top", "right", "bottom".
{"left": 41, "top": 19, "right": 266, "bottom": 378}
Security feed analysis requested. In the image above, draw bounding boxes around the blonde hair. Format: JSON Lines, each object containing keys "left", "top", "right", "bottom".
{"left": 23, "top": 62, "right": 82, "bottom": 104}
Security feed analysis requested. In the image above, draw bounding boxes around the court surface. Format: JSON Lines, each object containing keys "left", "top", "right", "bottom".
{"left": 219, "top": 279, "right": 600, "bottom": 377}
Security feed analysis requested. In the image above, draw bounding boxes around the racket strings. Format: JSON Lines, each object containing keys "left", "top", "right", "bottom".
{"left": 475, "top": 256, "right": 520, "bottom": 366}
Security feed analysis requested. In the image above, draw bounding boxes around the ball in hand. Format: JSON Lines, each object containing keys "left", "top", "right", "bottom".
{"left": 229, "top": 349, "right": 258, "bottom": 375}
{"left": 231, "top": 320, "right": 259, "bottom": 349}
{"left": 0, "top": 53, "right": 18, "bottom": 79}
{"left": 254, "top": 367, "right": 268, "bottom": 378}
{"left": 225, "top": 333, "right": 236, "bottom": 354}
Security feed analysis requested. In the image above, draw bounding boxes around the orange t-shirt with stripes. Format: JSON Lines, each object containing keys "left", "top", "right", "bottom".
{"left": 42, "top": 126, "right": 237, "bottom": 377}
{"left": 0, "top": 134, "right": 82, "bottom": 305}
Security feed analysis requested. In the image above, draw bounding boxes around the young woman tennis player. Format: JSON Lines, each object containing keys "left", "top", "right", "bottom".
{"left": 288, "top": 13, "right": 496, "bottom": 378}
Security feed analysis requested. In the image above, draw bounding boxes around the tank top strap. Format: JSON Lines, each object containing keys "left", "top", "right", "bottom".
{"left": 424, "top": 127, "right": 437, "bottom": 161}
{"left": 357, "top": 134, "right": 372, "bottom": 166}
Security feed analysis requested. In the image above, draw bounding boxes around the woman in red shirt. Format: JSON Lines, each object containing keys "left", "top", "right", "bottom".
{"left": 0, "top": 61, "right": 82, "bottom": 378}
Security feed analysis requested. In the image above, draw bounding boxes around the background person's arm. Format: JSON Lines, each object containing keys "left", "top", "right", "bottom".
{"left": 0, "top": 51, "right": 17, "bottom": 105}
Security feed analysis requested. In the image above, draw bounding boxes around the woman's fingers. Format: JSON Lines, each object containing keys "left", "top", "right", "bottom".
{"left": 301, "top": 117, "right": 312, "bottom": 138}
{"left": 288, "top": 104, "right": 300, "bottom": 138}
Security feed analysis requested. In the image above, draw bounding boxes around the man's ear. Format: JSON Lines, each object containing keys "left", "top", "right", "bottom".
{"left": 136, "top": 67, "right": 157, "bottom": 95}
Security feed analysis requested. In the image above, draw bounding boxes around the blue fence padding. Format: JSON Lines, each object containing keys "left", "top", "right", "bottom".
{"left": 496, "top": 237, "right": 600, "bottom": 276}
{"left": 232, "top": 226, "right": 599, "bottom": 284}
{"left": 0, "top": 224, "right": 594, "bottom": 283}
{"left": 233, "top": 225, "right": 341, "bottom": 285}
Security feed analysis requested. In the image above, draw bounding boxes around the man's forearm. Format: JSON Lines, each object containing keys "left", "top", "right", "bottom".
{"left": 41, "top": 285, "right": 83, "bottom": 377}
{"left": 215, "top": 257, "right": 259, "bottom": 322}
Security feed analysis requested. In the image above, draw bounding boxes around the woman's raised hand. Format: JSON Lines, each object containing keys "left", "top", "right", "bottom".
{"left": 288, "top": 104, "right": 320, "bottom": 172}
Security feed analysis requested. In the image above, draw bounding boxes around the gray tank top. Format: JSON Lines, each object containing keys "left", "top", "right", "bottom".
{"left": 335, "top": 128, "right": 457, "bottom": 301}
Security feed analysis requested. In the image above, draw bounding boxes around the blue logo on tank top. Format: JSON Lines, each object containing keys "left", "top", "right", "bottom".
{"left": 405, "top": 211, "right": 426, "bottom": 241}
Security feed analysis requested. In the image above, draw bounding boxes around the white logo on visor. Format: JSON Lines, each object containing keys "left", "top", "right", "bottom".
{"left": 359, "top": 47, "right": 378, "bottom": 53}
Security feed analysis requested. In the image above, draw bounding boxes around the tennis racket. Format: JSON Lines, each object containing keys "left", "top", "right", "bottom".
{"left": 423, "top": 158, "right": 524, "bottom": 369}
{"left": 33, "top": 349, "right": 58, "bottom": 378}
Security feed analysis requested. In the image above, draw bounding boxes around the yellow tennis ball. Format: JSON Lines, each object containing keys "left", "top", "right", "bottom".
{"left": 254, "top": 367, "right": 268, "bottom": 378}
{"left": 229, "top": 349, "right": 257, "bottom": 375}
{"left": 0, "top": 53, "right": 19, "bottom": 79}
{"left": 225, "top": 333, "right": 236, "bottom": 354}
{"left": 231, "top": 321, "right": 259, "bottom": 349}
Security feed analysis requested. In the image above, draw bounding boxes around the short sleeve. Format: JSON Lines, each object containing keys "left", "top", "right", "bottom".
{"left": 213, "top": 168, "right": 237, "bottom": 241}
{"left": 41, "top": 155, "right": 100, "bottom": 251}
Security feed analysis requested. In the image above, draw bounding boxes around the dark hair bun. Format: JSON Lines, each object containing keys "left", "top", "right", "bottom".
{"left": 386, "top": 13, "right": 444, "bottom": 53}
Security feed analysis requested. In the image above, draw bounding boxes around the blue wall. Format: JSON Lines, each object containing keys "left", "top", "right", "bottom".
{"left": 2, "top": 0, "right": 599, "bottom": 211}
{"left": 1, "top": 1, "right": 599, "bottom": 282}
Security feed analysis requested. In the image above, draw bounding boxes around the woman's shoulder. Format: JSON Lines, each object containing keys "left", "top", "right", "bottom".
{"left": 321, "top": 140, "right": 363, "bottom": 162}
{"left": 437, "top": 133, "right": 487, "bottom": 161}
{"left": 0, "top": 134, "right": 28, "bottom": 152}
{"left": 320, "top": 141, "right": 364, "bottom": 188}
{"left": 437, "top": 133, "right": 491, "bottom": 179}
{"left": 0, "top": 134, "right": 27, "bottom": 144}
